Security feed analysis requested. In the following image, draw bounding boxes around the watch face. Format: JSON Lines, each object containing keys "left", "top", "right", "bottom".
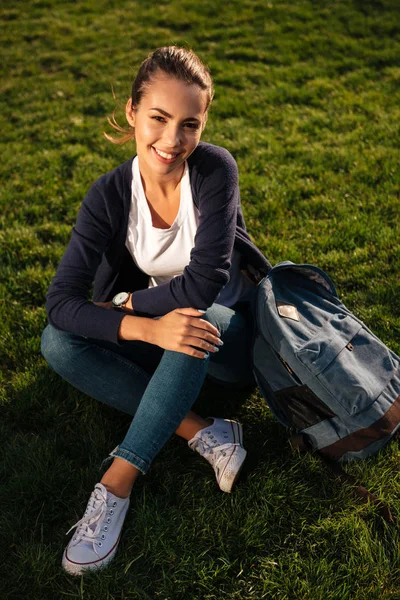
{"left": 113, "top": 292, "right": 129, "bottom": 306}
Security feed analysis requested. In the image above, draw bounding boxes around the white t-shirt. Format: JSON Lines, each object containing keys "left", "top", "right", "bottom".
{"left": 125, "top": 156, "right": 255, "bottom": 307}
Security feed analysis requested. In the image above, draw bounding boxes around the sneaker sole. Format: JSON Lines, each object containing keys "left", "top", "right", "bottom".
{"left": 62, "top": 540, "right": 120, "bottom": 576}
{"left": 218, "top": 421, "right": 247, "bottom": 493}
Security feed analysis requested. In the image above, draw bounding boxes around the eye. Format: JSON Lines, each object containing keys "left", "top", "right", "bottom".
{"left": 184, "top": 123, "right": 200, "bottom": 130}
{"left": 151, "top": 116, "right": 166, "bottom": 123}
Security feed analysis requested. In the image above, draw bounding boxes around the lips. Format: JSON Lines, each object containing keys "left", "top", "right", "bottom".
{"left": 153, "top": 147, "right": 179, "bottom": 159}
{"left": 152, "top": 146, "right": 181, "bottom": 164}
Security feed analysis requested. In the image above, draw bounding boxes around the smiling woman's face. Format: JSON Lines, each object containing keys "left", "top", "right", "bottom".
{"left": 126, "top": 73, "right": 208, "bottom": 181}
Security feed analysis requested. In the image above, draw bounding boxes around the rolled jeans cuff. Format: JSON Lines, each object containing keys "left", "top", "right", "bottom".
{"left": 108, "top": 445, "right": 150, "bottom": 474}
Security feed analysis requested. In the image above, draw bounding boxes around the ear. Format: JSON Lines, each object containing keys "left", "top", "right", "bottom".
{"left": 125, "top": 98, "right": 136, "bottom": 128}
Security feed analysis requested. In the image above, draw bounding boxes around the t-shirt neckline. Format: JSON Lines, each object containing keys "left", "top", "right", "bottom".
{"left": 133, "top": 156, "right": 189, "bottom": 232}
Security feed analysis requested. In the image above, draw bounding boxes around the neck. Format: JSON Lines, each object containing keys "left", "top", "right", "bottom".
{"left": 139, "top": 161, "right": 185, "bottom": 198}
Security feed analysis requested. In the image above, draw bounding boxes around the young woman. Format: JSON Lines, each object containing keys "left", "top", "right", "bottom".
{"left": 41, "top": 46, "right": 271, "bottom": 575}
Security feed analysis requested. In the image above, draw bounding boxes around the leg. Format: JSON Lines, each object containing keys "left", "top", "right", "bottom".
{"left": 175, "top": 412, "right": 212, "bottom": 440}
{"left": 100, "top": 413, "right": 213, "bottom": 497}
{"left": 181, "top": 301, "right": 254, "bottom": 492}
{"left": 107, "top": 301, "right": 254, "bottom": 494}
{"left": 41, "top": 323, "right": 161, "bottom": 417}
{"left": 110, "top": 348, "right": 211, "bottom": 476}
{"left": 101, "top": 349, "right": 214, "bottom": 497}
{"left": 42, "top": 325, "right": 213, "bottom": 575}
{"left": 42, "top": 301, "right": 252, "bottom": 574}
{"left": 205, "top": 300, "right": 256, "bottom": 387}
{"left": 41, "top": 324, "right": 210, "bottom": 431}
{"left": 41, "top": 325, "right": 212, "bottom": 495}
{"left": 42, "top": 300, "right": 254, "bottom": 483}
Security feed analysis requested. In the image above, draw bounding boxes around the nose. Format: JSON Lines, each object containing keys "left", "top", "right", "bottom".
{"left": 163, "top": 122, "right": 182, "bottom": 148}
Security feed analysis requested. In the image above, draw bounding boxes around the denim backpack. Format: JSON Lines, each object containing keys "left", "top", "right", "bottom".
{"left": 252, "top": 262, "right": 400, "bottom": 463}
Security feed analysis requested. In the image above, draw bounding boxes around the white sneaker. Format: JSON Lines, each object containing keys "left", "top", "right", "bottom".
{"left": 62, "top": 483, "right": 130, "bottom": 575}
{"left": 188, "top": 418, "right": 247, "bottom": 493}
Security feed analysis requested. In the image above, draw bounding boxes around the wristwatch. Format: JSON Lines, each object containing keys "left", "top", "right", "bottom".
{"left": 112, "top": 292, "right": 131, "bottom": 310}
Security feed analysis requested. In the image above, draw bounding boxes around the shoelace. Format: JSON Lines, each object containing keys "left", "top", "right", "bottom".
{"left": 190, "top": 433, "right": 240, "bottom": 466}
{"left": 66, "top": 487, "right": 109, "bottom": 556}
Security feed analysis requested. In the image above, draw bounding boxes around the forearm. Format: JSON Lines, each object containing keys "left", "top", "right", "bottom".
{"left": 46, "top": 294, "right": 128, "bottom": 344}
{"left": 118, "top": 314, "right": 156, "bottom": 343}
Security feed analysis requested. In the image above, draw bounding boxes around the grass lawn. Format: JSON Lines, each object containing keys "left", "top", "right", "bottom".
{"left": 1, "top": 0, "right": 400, "bottom": 598}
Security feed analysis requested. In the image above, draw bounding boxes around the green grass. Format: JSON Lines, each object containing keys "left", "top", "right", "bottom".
{"left": 1, "top": 0, "right": 400, "bottom": 598}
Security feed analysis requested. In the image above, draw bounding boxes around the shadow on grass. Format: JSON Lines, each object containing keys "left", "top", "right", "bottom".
{"left": 2, "top": 365, "right": 399, "bottom": 598}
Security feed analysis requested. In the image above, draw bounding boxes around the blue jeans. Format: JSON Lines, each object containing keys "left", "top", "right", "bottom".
{"left": 41, "top": 302, "right": 255, "bottom": 474}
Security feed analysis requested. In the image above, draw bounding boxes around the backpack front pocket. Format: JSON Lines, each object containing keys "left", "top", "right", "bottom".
{"left": 296, "top": 314, "right": 398, "bottom": 415}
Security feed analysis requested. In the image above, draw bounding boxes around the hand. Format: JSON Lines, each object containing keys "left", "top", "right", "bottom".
{"left": 149, "top": 307, "right": 222, "bottom": 359}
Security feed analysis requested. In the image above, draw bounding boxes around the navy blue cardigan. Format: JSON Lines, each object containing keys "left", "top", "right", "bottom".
{"left": 46, "top": 142, "right": 271, "bottom": 343}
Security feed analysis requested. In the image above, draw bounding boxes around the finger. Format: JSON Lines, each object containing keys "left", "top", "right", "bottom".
{"left": 184, "top": 336, "right": 220, "bottom": 353}
{"left": 186, "top": 327, "right": 222, "bottom": 347}
{"left": 189, "top": 317, "right": 220, "bottom": 338}
{"left": 174, "top": 307, "right": 208, "bottom": 317}
{"left": 180, "top": 345, "right": 210, "bottom": 359}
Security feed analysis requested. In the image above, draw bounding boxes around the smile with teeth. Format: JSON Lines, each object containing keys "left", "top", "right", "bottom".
{"left": 153, "top": 147, "right": 180, "bottom": 159}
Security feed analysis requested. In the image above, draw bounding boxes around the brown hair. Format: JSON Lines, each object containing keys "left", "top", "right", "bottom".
{"left": 105, "top": 46, "right": 214, "bottom": 144}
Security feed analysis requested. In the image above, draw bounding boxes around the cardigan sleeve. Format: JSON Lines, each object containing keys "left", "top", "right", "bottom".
{"left": 45, "top": 181, "right": 127, "bottom": 343}
{"left": 131, "top": 146, "right": 239, "bottom": 316}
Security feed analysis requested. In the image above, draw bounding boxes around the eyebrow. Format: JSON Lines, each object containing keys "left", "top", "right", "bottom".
{"left": 149, "top": 108, "right": 200, "bottom": 122}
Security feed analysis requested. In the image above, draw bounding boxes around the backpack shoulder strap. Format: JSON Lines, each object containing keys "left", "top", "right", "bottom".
{"left": 269, "top": 262, "right": 338, "bottom": 296}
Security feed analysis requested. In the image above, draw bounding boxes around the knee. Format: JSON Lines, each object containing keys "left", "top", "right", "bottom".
{"left": 201, "top": 304, "right": 227, "bottom": 329}
{"left": 202, "top": 303, "right": 247, "bottom": 336}
{"left": 41, "top": 324, "right": 80, "bottom": 374}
